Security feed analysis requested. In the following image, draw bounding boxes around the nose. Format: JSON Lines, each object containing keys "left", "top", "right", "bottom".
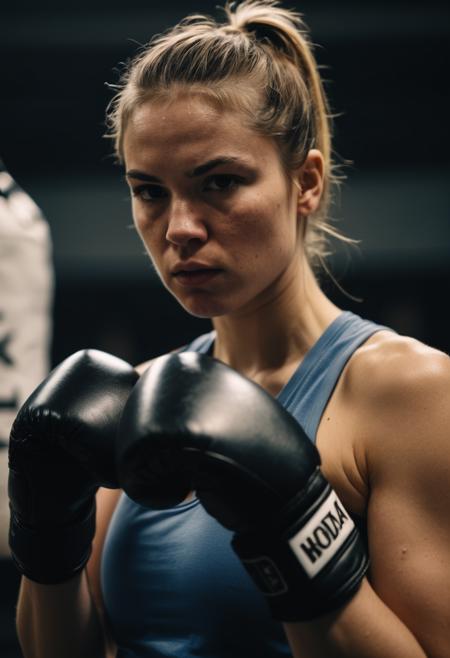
{"left": 165, "top": 197, "right": 208, "bottom": 247}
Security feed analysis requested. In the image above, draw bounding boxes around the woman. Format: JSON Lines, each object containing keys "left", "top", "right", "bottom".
{"left": 12, "top": 1, "right": 450, "bottom": 657}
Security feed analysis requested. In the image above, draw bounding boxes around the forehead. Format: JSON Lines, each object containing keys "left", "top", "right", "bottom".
{"left": 123, "top": 92, "right": 278, "bottom": 169}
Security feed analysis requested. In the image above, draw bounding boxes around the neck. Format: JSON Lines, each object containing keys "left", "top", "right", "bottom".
{"left": 212, "top": 259, "right": 341, "bottom": 377}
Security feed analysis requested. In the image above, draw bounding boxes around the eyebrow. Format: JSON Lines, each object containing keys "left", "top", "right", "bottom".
{"left": 126, "top": 156, "right": 242, "bottom": 183}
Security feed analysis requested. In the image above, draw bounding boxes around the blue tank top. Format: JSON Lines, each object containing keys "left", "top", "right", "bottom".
{"left": 101, "top": 311, "right": 390, "bottom": 658}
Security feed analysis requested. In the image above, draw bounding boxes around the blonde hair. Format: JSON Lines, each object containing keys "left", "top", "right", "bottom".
{"left": 106, "top": 0, "right": 354, "bottom": 270}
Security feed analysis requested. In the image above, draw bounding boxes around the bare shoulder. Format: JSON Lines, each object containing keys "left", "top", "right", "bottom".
{"left": 344, "top": 329, "right": 450, "bottom": 478}
{"left": 345, "top": 330, "right": 449, "bottom": 403}
{"left": 344, "top": 330, "right": 449, "bottom": 423}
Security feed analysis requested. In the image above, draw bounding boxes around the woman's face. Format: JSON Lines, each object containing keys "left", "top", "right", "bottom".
{"left": 123, "top": 92, "right": 303, "bottom": 318}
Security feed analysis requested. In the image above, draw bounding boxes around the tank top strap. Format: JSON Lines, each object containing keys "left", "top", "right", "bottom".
{"left": 277, "top": 311, "right": 393, "bottom": 442}
{"left": 179, "top": 330, "right": 216, "bottom": 354}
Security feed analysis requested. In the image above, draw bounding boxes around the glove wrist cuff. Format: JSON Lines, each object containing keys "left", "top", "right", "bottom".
{"left": 232, "top": 483, "right": 369, "bottom": 621}
{"left": 9, "top": 503, "right": 96, "bottom": 584}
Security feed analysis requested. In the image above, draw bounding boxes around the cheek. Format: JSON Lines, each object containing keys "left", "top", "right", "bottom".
{"left": 228, "top": 199, "right": 295, "bottom": 267}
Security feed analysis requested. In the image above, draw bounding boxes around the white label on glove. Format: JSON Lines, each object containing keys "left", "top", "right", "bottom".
{"left": 289, "top": 490, "right": 355, "bottom": 578}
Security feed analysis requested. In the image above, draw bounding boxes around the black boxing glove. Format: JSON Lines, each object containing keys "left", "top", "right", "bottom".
{"left": 117, "top": 352, "right": 368, "bottom": 621}
{"left": 8, "top": 349, "right": 138, "bottom": 584}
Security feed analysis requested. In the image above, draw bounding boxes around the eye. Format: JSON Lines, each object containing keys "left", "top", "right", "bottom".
{"left": 204, "top": 175, "right": 243, "bottom": 192}
{"left": 131, "top": 185, "right": 168, "bottom": 202}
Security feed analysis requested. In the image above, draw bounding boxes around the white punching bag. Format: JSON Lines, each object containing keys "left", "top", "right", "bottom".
{"left": 0, "top": 160, "right": 53, "bottom": 557}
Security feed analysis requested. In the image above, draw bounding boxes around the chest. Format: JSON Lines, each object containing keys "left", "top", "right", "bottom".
{"left": 101, "top": 495, "right": 290, "bottom": 656}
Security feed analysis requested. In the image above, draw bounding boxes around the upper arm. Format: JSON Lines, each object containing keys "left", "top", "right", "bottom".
{"left": 359, "top": 340, "right": 450, "bottom": 656}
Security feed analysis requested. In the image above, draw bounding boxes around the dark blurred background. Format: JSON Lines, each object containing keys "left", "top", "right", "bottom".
{"left": 1, "top": 1, "right": 449, "bottom": 655}
{"left": 2, "top": 0, "right": 450, "bottom": 364}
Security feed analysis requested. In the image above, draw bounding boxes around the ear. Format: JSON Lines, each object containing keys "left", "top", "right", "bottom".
{"left": 294, "top": 149, "right": 325, "bottom": 217}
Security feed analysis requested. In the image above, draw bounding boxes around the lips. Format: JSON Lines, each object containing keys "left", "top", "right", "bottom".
{"left": 172, "top": 266, "right": 222, "bottom": 286}
{"left": 172, "top": 261, "right": 219, "bottom": 274}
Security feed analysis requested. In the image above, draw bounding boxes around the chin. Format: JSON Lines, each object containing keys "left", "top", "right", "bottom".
{"left": 179, "top": 299, "right": 227, "bottom": 319}
{"left": 170, "top": 291, "right": 230, "bottom": 319}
